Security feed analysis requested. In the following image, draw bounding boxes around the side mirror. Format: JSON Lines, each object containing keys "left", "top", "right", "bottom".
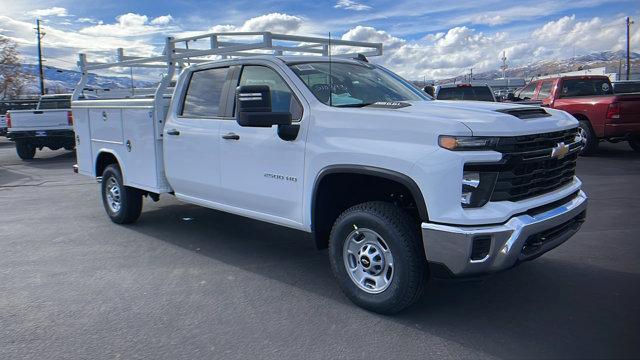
{"left": 423, "top": 85, "right": 435, "bottom": 97}
{"left": 236, "top": 85, "right": 292, "bottom": 127}
{"left": 506, "top": 93, "right": 515, "bottom": 101}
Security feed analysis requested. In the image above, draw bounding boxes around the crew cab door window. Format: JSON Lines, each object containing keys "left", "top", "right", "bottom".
{"left": 238, "top": 65, "right": 302, "bottom": 120}
{"left": 535, "top": 81, "right": 554, "bottom": 100}
{"left": 181, "top": 67, "right": 229, "bottom": 117}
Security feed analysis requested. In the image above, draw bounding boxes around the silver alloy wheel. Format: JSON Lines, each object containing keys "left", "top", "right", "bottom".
{"left": 343, "top": 228, "right": 394, "bottom": 294}
{"left": 578, "top": 126, "right": 588, "bottom": 149}
{"left": 105, "top": 177, "right": 122, "bottom": 213}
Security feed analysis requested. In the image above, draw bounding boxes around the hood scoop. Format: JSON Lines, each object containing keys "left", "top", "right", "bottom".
{"left": 495, "top": 107, "right": 551, "bottom": 119}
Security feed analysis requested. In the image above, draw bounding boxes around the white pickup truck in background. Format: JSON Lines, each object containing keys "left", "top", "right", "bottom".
{"left": 72, "top": 32, "right": 588, "bottom": 314}
{"left": 7, "top": 94, "right": 75, "bottom": 159}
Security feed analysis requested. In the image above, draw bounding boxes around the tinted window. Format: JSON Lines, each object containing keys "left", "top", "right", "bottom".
{"left": 560, "top": 78, "right": 613, "bottom": 97}
{"left": 613, "top": 81, "right": 640, "bottom": 94}
{"left": 536, "top": 81, "right": 554, "bottom": 99}
{"left": 38, "top": 96, "right": 71, "bottom": 110}
{"left": 518, "top": 82, "right": 538, "bottom": 100}
{"left": 182, "top": 67, "right": 228, "bottom": 117}
{"left": 239, "top": 66, "right": 302, "bottom": 120}
{"left": 437, "top": 86, "right": 495, "bottom": 101}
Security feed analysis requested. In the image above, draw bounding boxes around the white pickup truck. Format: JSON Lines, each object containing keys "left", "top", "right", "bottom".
{"left": 72, "top": 32, "right": 587, "bottom": 314}
{"left": 7, "top": 94, "right": 75, "bottom": 159}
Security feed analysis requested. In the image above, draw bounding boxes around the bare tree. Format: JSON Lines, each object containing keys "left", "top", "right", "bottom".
{"left": 0, "top": 36, "right": 33, "bottom": 99}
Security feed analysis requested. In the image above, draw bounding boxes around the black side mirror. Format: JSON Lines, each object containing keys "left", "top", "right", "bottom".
{"left": 423, "top": 85, "right": 435, "bottom": 97}
{"left": 236, "top": 85, "right": 292, "bottom": 127}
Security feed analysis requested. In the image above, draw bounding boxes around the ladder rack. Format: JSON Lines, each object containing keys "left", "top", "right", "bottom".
{"left": 72, "top": 31, "right": 383, "bottom": 120}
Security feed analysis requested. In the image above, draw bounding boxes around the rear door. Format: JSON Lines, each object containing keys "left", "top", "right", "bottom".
{"left": 164, "top": 66, "right": 232, "bottom": 201}
{"left": 218, "top": 63, "right": 307, "bottom": 226}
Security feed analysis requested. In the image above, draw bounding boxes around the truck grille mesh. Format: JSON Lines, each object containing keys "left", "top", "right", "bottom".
{"left": 491, "top": 128, "right": 580, "bottom": 202}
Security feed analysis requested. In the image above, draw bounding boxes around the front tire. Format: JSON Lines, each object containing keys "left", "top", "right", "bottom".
{"left": 578, "top": 120, "right": 598, "bottom": 155}
{"left": 101, "top": 164, "right": 142, "bottom": 224}
{"left": 16, "top": 141, "right": 36, "bottom": 160}
{"left": 329, "top": 201, "right": 426, "bottom": 314}
{"left": 628, "top": 135, "right": 640, "bottom": 152}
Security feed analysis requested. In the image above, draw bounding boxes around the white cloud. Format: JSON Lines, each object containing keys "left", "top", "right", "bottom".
{"left": 150, "top": 15, "right": 173, "bottom": 26}
{"left": 77, "top": 17, "right": 101, "bottom": 24}
{"left": 29, "top": 7, "right": 69, "bottom": 17}
{"left": 209, "top": 13, "right": 304, "bottom": 34}
{"left": 334, "top": 0, "right": 372, "bottom": 11}
{"left": 79, "top": 13, "right": 175, "bottom": 37}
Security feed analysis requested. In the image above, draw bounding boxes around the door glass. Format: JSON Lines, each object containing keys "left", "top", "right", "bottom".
{"left": 238, "top": 66, "right": 302, "bottom": 120}
{"left": 519, "top": 82, "right": 537, "bottom": 100}
{"left": 536, "top": 81, "right": 553, "bottom": 99}
{"left": 182, "top": 67, "right": 228, "bottom": 117}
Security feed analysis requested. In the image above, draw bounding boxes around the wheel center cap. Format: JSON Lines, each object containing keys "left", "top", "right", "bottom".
{"left": 360, "top": 256, "right": 371, "bottom": 268}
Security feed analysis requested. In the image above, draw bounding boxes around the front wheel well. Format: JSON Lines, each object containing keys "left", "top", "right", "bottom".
{"left": 312, "top": 169, "right": 427, "bottom": 249}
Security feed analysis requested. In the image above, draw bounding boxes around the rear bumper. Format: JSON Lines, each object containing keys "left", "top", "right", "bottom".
{"left": 604, "top": 122, "right": 640, "bottom": 138}
{"left": 421, "top": 190, "right": 588, "bottom": 277}
{"left": 7, "top": 129, "right": 74, "bottom": 140}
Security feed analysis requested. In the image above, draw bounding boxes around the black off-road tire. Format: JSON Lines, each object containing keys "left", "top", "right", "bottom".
{"left": 101, "top": 164, "right": 143, "bottom": 224}
{"left": 578, "top": 120, "right": 598, "bottom": 155}
{"left": 16, "top": 141, "right": 36, "bottom": 160}
{"left": 329, "top": 201, "right": 426, "bottom": 314}
{"left": 628, "top": 135, "right": 640, "bottom": 152}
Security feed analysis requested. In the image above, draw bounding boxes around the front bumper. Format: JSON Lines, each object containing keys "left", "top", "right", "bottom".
{"left": 422, "top": 190, "right": 588, "bottom": 277}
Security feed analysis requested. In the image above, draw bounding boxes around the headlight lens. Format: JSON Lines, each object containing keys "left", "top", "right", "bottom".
{"left": 461, "top": 171, "right": 498, "bottom": 208}
{"left": 439, "top": 136, "right": 499, "bottom": 151}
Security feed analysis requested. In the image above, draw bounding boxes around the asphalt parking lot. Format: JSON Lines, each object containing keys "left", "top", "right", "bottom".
{"left": 1, "top": 137, "right": 639, "bottom": 360}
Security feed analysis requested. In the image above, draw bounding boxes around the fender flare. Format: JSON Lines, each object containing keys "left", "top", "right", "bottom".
{"left": 311, "top": 164, "right": 429, "bottom": 230}
{"left": 94, "top": 149, "right": 126, "bottom": 183}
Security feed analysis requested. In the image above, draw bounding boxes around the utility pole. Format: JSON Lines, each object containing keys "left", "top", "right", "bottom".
{"left": 500, "top": 51, "right": 508, "bottom": 79}
{"left": 626, "top": 17, "right": 634, "bottom": 80}
{"left": 469, "top": 68, "right": 473, "bottom": 82}
{"left": 35, "top": 19, "right": 45, "bottom": 95}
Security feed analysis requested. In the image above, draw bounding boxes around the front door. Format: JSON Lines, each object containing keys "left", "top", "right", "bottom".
{"left": 218, "top": 64, "right": 307, "bottom": 226}
{"left": 164, "top": 66, "right": 231, "bottom": 201}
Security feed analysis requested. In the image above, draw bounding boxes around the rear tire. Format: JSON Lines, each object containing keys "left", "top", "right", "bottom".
{"left": 329, "top": 201, "right": 426, "bottom": 314}
{"left": 578, "top": 120, "right": 598, "bottom": 155}
{"left": 629, "top": 135, "right": 640, "bottom": 152}
{"left": 101, "top": 164, "right": 143, "bottom": 224}
{"left": 16, "top": 141, "right": 36, "bottom": 160}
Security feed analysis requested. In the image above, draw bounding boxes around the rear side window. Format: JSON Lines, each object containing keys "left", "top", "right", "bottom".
{"left": 182, "top": 67, "right": 229, "bottom": 117}
{"left": 536, "top": 81, "right": 554, "bottom": 99}
{"left": 613, "top": 82, "right": 640, "bottom": 94}
{"left": 437, "top": 86, "right": 494, "bottom": 101}
{"left": 560, "top": 78, "right": 613, "bottom": 97}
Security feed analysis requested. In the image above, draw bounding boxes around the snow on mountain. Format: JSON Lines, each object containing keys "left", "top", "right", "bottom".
{"left": 19, "top": 64, "right": 156, "bottom": 95}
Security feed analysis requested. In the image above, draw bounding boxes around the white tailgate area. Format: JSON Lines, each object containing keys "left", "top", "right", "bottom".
{"left": 72, "top": 98, "right": 171, "bottom": 194}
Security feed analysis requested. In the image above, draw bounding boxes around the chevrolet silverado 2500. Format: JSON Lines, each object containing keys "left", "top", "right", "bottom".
{"left": 72, "top": 33, "right": 587, "bottom": 314}
{"left": 6, "top": 94, "right": 75, "bottom": 159}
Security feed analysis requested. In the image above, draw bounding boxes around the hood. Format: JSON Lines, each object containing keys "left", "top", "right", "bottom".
{"left": 361, "top": 100, "right": 578, "bottom": 136}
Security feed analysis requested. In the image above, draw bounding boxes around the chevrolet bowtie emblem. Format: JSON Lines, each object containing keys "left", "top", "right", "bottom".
{"left": 551, "top": 142, "right": 570, "bottom": 159}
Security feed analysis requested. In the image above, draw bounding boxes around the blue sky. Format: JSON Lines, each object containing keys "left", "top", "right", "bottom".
{"left": 1, "top": 0, "right": 638, "bottom": 79}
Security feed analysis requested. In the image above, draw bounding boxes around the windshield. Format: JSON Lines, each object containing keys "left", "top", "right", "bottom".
{"left": 288, "top": 62, "right": 428, "bottom": 107}
{"left": 437, "top": 86, "right": 495, "bottom": 101}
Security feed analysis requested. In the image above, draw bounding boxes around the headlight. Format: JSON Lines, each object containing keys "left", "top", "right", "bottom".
{"left": 461, "top": 171, "right": 498, "bottom": 208}
{"left": 439, "top": 136, "right": 499, "bottom": 151}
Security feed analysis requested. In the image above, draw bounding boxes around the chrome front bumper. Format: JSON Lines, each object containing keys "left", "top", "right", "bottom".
{"left": 421, "top": 191, "right": 588, "bottom": 277}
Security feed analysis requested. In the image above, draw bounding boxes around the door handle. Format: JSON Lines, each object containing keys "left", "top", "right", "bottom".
{"left": 222, "top": 132, "right": 240, "bottom": 140}
{"left": 166, "top": 129, "right": 180, "bottom": 136}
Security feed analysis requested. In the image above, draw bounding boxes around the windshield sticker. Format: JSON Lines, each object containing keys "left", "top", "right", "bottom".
{"left": 294, "top": 64, "right": 316, "bottom": 71}
{"left": 366, "top": 102, "right": 412, "bottom": 109}
{"left": 602, "top": 83, "right": 610, "bottom": 92}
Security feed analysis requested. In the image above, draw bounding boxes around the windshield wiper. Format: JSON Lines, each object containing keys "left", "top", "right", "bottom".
{"left": 332, "top": 103, "right": 376, "bottom": 108}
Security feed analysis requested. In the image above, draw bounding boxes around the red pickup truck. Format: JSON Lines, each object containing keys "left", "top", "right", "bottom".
{"left": 516, "top": 75, "right": 640, "bottom": 154}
